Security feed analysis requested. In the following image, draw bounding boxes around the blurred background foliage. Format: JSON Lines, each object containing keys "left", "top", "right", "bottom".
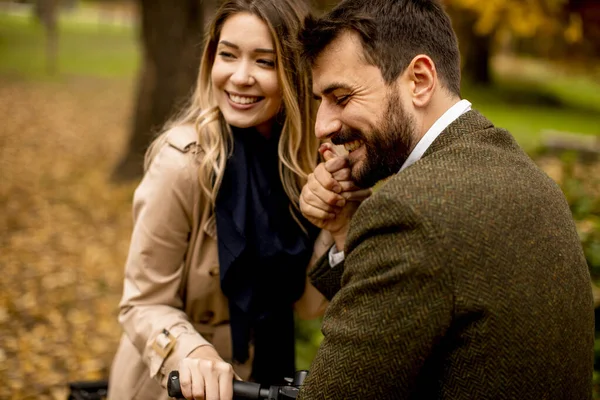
{"left": 0, "top": 0, "right": 598, "bottom": 398}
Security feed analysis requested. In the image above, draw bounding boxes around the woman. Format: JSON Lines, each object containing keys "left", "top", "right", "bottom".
{"left": 108, "top": 0, "right": 340, "bottom": 399}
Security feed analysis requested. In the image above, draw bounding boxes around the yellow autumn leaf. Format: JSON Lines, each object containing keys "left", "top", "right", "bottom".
{"left": 564, "top": 13, "right": 583, "bottom": 43}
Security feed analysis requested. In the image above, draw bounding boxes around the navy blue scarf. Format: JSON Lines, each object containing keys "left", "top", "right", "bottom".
{"left": 215, "top": 126, "right": 318, "bottom": 385}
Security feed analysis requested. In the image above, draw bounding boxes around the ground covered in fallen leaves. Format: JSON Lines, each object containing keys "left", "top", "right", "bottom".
{"left": 0, "top": 75, "right": 137, "bottom": 399}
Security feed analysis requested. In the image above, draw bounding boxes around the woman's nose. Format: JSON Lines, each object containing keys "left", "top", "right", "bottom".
{"left": 230, "top": 62, "right": 254, "bottom": 86}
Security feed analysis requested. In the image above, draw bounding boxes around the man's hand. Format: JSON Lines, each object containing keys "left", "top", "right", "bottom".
{"left": 300, "top": 143, "right": 371, "bottom": 250}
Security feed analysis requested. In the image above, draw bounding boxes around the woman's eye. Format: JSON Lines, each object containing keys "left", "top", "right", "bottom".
{"left": 257, "top": 59, "right": 275, "bottom": 68}
{"left": 218, "top": 51, "right": 235, "bottom": 59}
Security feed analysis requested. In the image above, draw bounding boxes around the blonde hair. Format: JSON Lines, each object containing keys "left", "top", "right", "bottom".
{"left": 145, "top": 0, "right": 318, "bottom": 216}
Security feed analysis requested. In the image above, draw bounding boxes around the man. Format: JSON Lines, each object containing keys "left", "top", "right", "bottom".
{"left": 297, "top": 0, "right": 594, "bottom": 399}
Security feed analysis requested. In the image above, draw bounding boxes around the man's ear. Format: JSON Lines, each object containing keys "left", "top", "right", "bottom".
{"left": 407, "top": 54, "right": 436, "bottom": 108}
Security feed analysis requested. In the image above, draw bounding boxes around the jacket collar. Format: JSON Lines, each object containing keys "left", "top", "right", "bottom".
{"left": 422, "top": 109, "right": 495, "bottom": 159}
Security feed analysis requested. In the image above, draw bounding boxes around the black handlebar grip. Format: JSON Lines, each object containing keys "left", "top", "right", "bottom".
{"left": 167, "top": 370, "right": 265, "bottom": 399}
{"left": 232, "top": 380, "right": 264, "bottom": 399}
{"left": 167, "top": 371, "right": 183, "bottom": 398}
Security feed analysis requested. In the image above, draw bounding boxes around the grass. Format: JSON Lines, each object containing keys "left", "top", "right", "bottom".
{"left": 463, "top": 56, "right": 600, "bottom": 151}
{"left": 0, "top": 10, "right": 138, "bottom": 79}
{"left": 468, "top": 99, "right": 600, "bottom": 150}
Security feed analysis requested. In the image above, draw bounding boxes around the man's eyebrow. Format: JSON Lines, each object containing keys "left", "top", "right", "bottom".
{"left": 313, "top": 82, "right": 353, "bottom": 100}
{"left": 322, "top": 82, "right": 353, "bottom": 95}
{"left": 218, "top": 40, "right": 274, "bottom": 54}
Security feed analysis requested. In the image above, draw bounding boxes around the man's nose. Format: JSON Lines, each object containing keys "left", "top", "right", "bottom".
{"left": 315, "top": 103, "right": 342, "bottom": 140}
{"left": 230, "top": 62, "right": 254, "bottom": 86}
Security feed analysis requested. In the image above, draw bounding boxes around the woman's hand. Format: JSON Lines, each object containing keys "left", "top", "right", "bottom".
{"left": 178, "top": 345, "right": 236, "bottom": 400}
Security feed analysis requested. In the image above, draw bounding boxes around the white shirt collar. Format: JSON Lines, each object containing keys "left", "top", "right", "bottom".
{"left": 399, "top": 99, "right": 472, "bottom": 172}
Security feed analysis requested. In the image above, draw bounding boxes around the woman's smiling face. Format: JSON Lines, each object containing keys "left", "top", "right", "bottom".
{"left": 211, "top": 12, "right": 282, "bottom": 137}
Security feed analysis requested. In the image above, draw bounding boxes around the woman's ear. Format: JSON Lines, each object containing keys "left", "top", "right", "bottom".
{"left": 407, "top": 54, "right": 436, "bottom": 108}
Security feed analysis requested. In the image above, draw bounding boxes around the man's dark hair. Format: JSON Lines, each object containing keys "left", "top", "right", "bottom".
{"left": 300, "top": 0, "right": 461, "bottom": 96}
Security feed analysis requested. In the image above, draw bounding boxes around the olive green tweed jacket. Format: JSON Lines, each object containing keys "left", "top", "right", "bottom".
{"left": 298, "top": 110, "right": 594, "bottom": 400}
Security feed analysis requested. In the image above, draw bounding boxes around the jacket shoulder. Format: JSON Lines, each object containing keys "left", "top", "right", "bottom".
{"left": 144, "top": 124, "right": 201, "bottom": 172}
{"left": 165, "top": 124, "right": 198, "bottom": 153}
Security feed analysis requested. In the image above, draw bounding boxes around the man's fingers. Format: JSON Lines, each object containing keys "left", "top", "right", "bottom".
{"left": 311, "top": 168, "right": 342, "bottom": 196}
{"left": 338, "top": 180, "right": 362, "bottom": 192}
{"left": 300, "top": 197, "right": 337, "bottom": 221}
{"left": 322, "top": 148, "right": 337, "bottom": 162}
{"left": 324, "top": 156, "right": 348, "bottom": 174}
{"left": 312, "top": 165, "right": 343, "bottom": 195}
{"left": 320, "top": 143, "right": 348, "bottom": 172}
{"left": 332, "top": 167, "right": 351, "bottom": 181}
{"left": 307, "top": 175, "right": 346, "bottom": 207}
{"left": 318, "top": 142, "right": 337, "bottom": 161}
{"left": 342, "top": 188, "right": 372, "bottom": 201}
{"left": 302, "top": 191, "right": 342, "bottom": 213}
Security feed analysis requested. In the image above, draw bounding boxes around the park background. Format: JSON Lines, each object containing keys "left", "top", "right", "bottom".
{"left": 0, "top": 0, "right": 599, "bottom": 398}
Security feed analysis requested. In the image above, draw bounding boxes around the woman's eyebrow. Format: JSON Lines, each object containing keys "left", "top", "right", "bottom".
{"left": 218, "top": 40, "right": 237, "bottom": 48}
{"left": 218, "top": 40, "right": 274, "bottom": 54}
{"left": 254, "top": 48, "right": 275, "bottom": 54}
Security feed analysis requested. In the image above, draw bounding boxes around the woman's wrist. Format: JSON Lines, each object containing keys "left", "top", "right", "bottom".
{"left": 187, "top": 344, "right": 220, "bottom": 360}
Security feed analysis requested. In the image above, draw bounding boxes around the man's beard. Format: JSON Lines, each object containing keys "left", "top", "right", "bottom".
{"left": 335, "top": 90, "right": 416, "bottom": 188}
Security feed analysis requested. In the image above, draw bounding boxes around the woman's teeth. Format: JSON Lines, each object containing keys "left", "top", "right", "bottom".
{"left": 229, "top": 94, "right": 261, "bottom": 105}
{"left": 344, "top": 140, "right": 363, "bottom": 153}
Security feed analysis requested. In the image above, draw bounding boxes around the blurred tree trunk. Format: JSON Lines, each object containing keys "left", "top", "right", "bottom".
{"left": 34, "top": 0, "right": 59, "bottom": 75}
{"left": 461, "top": 29, "right": 492, "bottom": 85}
{"left": 568, "top": 0, "right": 600, "bottom": 60}
{"left": 112, "top": 0, "right": 206, "bottom": 181}
{"left": 446, "top": 5, "right": 493, "bottom": 86}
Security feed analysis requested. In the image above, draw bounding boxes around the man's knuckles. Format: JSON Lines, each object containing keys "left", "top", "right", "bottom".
{"left": 324, "top": 157, "right": 347, "bottom": 172}
{"left": 332, "top": 168, "right": 351, "bottom": 181}
{"left": 327, "top": 193, "right": 344, "bottom": 206}
{"left": 309, "top": 174, "right": 337, "bottom": 193}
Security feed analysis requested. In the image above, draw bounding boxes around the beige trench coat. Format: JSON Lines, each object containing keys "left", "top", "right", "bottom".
{"left": 108, "top": 125, "right": 329, "bottom": 400}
